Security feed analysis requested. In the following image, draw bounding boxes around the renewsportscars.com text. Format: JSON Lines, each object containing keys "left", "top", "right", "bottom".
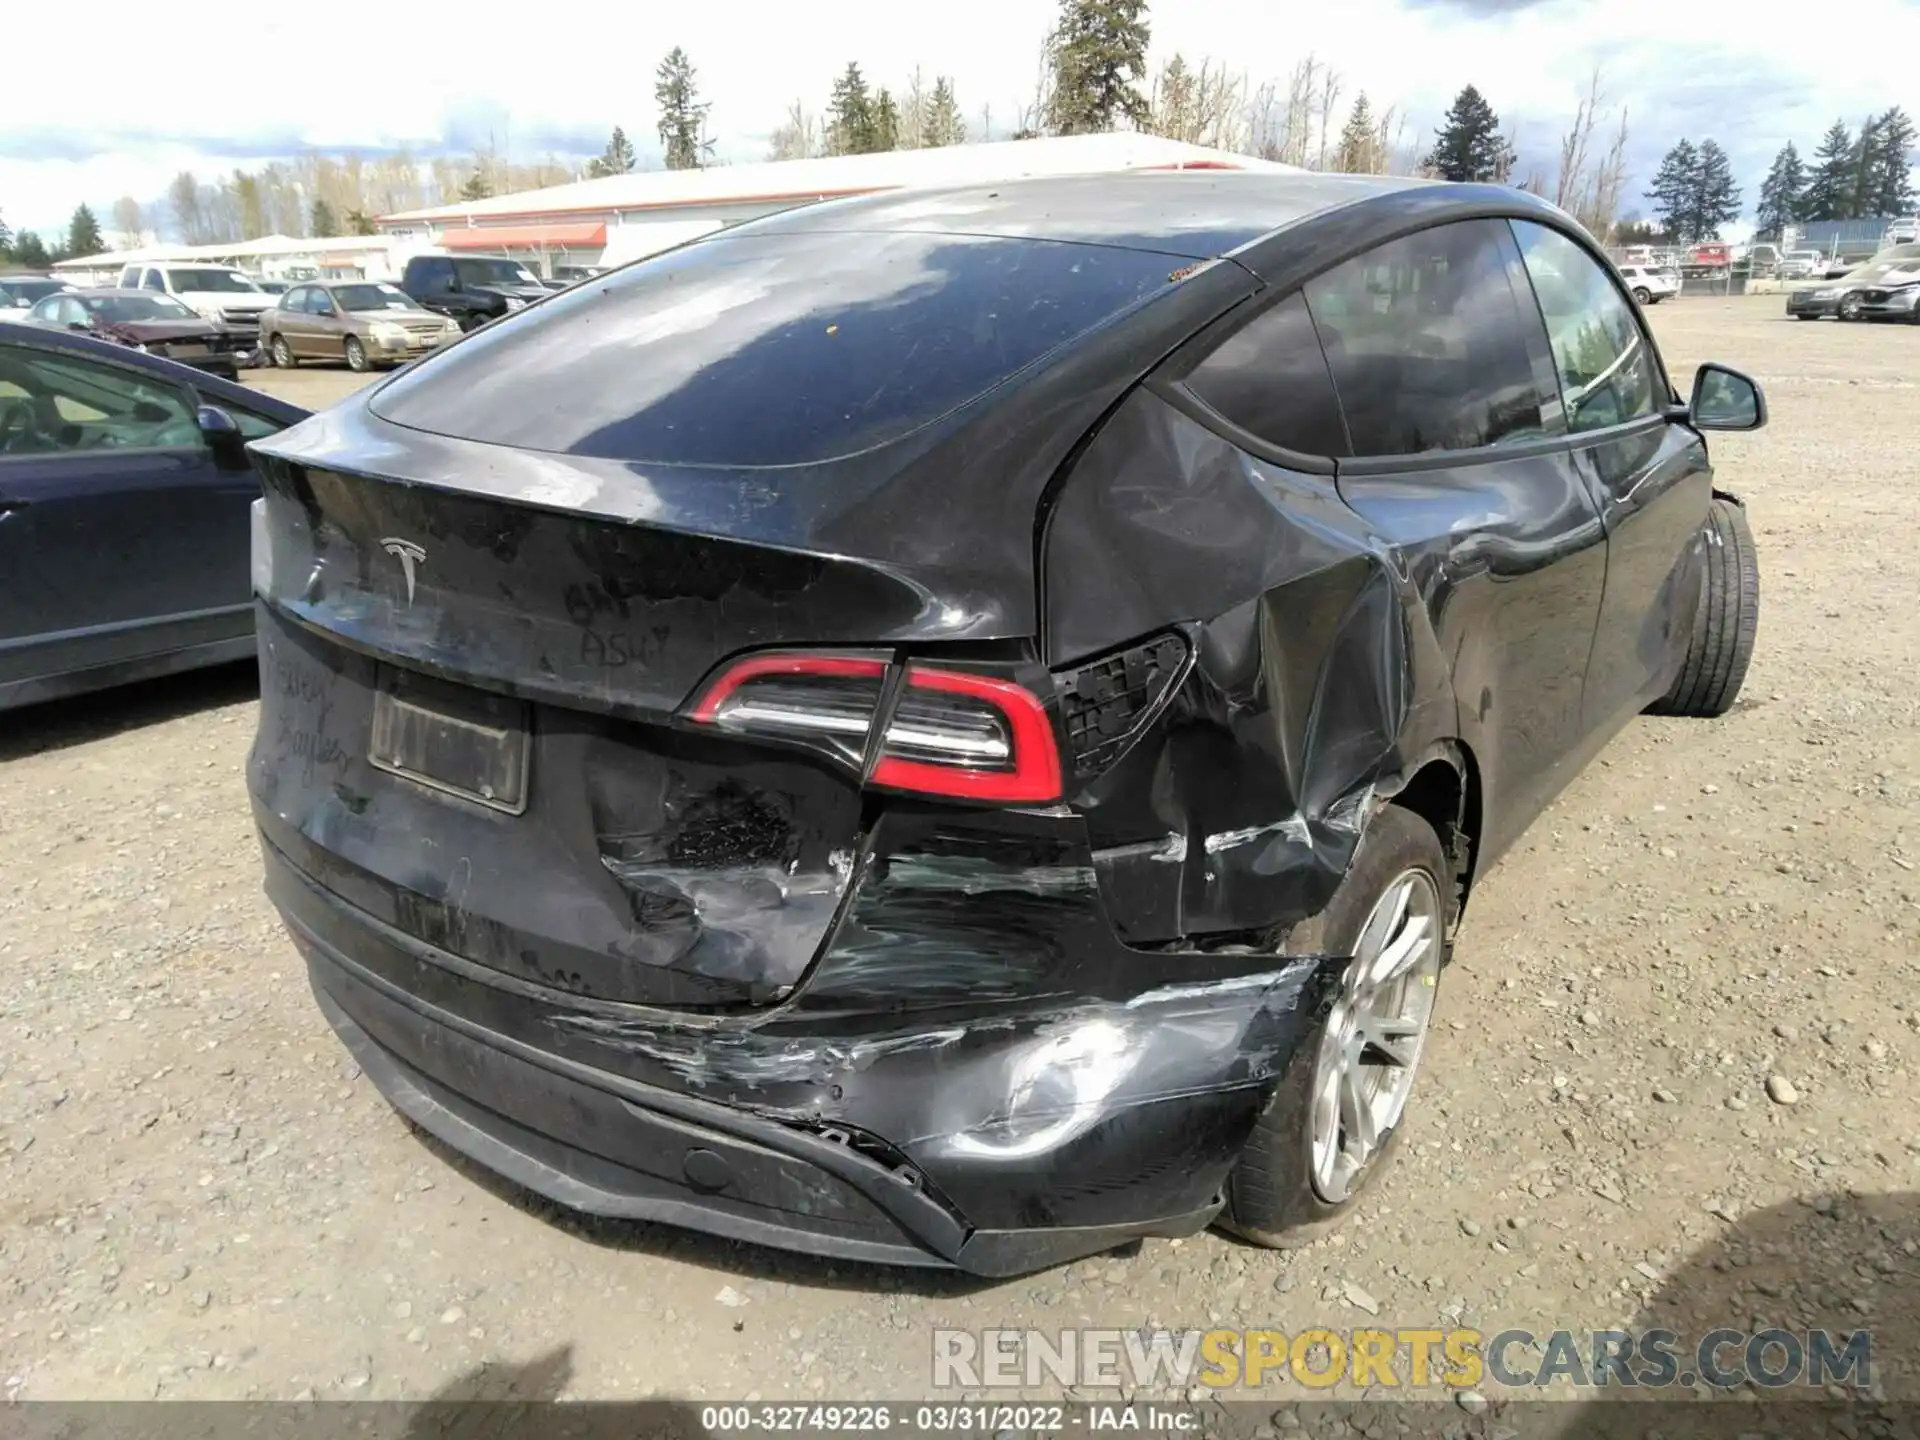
{"left": 932, "top": 1327, "right": 1871, "bottom": 1391}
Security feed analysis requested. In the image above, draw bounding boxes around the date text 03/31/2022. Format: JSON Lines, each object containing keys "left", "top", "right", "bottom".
{"left": 701, "top": 1405, "right": 1190, "bottom": 1432}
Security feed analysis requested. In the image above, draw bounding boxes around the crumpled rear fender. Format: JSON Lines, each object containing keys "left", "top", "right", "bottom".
{"left": 1041, "top": 389, "right": 1462, "bottom": 945}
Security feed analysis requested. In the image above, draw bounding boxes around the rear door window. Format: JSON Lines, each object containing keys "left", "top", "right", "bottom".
{"left": 1182, "top": 293, "right": 1350, "bottom": 457}
{"left": 371, "top": 232, "right": 1184, "bottom": 467}
{"left": 1509, "top": 221, "right": 1660, "bottom": 434}
{"left": 1304, "top": 219, "right": 1562, "bottom": 457}
{"left": 0, "top": 344, "right": 200, "bottom": 457}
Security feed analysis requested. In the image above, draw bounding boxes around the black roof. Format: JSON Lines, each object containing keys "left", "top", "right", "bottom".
{"left": 740, "top": 171, "right": 1431, "bottom": 259}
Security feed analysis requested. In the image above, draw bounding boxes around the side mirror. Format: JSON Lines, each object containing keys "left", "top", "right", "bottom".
{"left": 1689, "top": 363, "right": 1767, "bottom": 432}
{"left": 197, "top": 405, "right": 249, "bottom": 471}
{"left": 67, "top": 321, "right": 89, "bottom": 332}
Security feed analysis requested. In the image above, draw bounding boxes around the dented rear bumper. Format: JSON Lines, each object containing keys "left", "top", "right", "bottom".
{"left": 258, "top": 805, "right": 1338, "bottom": 1276}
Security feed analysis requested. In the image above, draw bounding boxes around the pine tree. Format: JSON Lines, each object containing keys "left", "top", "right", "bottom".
{"left": 66, "top": 203, "right": 102, "bottom": 258}
{"left": 871, "top": 88, "right": 901, "bottom": 152}
{"left": 1801, "top": 121, "right": 1855, "bottom": 221}
{"left": 922, "top": 76, "right": 966, "bottom": 147}
{"left": 12, "top": 231, "right": 50, "bottom": 269}
{"left": 1869, "top": 106, "right": 1917, "bottom": 217}
{"left": 459, "top": 168, "right": 493, "bottom": 202}
{"left": 310, "top": 199, "right": 339, "bottom": 237}
{"left": 1645, "top": 139, "right": 1701, "bottom": 239}
{"left": 654, "top": 49, "right": 711, "bottom": 171}
{"left": 1336, "top": 93, "right": 1376, "bottom": 173}
{"left": 1754, "top": 143, "right": 1806, "bottom": 236}
{"left": 1846, "top": 115, "right": 1884, "bottom": 219}
{"left": 1045, "top": 0, "right": 1151, "bottom": 135}
{"left": 827, "top": 63, "right": 877, "bottom": 154}
{"left": 587, "top": 126, "right": 639, "bottom": 179}
{"left": 1693, "top": 140, "right": 1742, "bottom": 240}
{"left": 1423, "top": 85, "right": 1512, "bottom": 183}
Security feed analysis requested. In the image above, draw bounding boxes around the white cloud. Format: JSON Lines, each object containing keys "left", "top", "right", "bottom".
{"left": 3, "top": 0, "right": 1914, "bottom": 236}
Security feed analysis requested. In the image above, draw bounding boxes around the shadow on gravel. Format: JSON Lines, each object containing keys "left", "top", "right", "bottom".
{"left": 0, "top": 660, "right": 256, "bottom": 762}
{"left": 395, "top": 1345, "right": 708, "bottom": 1439}
{"left": 404, "top": 1122, "right": 1034, "bottom": 1300}
{"left": 1516, "top": 1188, "right": 1919, "bottom": 1440}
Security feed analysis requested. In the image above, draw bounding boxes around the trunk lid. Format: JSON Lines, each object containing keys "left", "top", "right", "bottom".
{"left": 249, "top": 453, "right": 939, "bottom": 1011}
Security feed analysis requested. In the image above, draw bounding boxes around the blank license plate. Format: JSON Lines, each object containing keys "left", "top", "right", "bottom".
{"left": 368, "top": 667, "right": 530, "bottom": 814}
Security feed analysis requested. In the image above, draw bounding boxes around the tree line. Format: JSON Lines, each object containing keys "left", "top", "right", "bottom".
{"left": 1752, "top": 111, "right": 1917, "bottom": 236}
{"left": 0, "top": 203, "right": 103, "bottom": 270}
{"left": 4, "top": 0, "right": 1912, "bottom": 260}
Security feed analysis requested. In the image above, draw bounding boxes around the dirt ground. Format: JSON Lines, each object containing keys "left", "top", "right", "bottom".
{"left": 1, "top": 301, "right": 1916, "bottom": 1410}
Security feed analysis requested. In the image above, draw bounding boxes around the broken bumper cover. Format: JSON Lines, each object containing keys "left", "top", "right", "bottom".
{"left": 260, "top": 823, "right": 1338, "bottom": 1277}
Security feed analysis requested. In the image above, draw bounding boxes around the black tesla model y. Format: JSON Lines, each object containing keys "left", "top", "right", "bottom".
{"left": 245, "top": 173, "right": 1765, "bottom": 1276}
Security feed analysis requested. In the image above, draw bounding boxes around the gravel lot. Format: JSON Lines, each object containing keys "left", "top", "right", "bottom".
{"left": 2, "top": 301, "right": 1917, "bottom": 1409}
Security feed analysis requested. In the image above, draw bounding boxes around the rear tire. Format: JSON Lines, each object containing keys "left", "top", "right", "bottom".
{"left": 1648, "top": 497, "right": 1759, "bottom": 719}
{"left": 344, "top": 336, "right": 369, "bottom": 373}
{"left": 270, "top": 334, "right": 295, "bottom": 369}
{"left": 1224, "top": 806, "right": 1450, "bottom": 1247}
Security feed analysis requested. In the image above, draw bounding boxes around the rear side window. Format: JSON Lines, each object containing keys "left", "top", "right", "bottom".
{"left": 410, "top": 257, "right": 455, "bottom": 292}
{"left": 1182, "top": 293, "right": 1350, "bottom": 457}
{"left": 1305, "top": 219, "right": 1560, "bottom": 457}
{"left": 1509, "top": 220, "right": 1659, "bottom": 434}
{"left": 141, "top": 270, "right": 165, "bottom": 291}
{"left": 371, "top": 232, "right": 1181, "bottom": 467}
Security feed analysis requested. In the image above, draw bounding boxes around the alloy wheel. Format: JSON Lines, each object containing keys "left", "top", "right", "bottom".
{"left": 1307, "top": 868, "right": 1444, "bottom": 1205}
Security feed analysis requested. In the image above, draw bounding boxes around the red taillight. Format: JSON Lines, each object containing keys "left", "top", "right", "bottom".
{"left": 685, "top": 652, "right": 1063, "bottom": 805}
{"left": 871, "top": 665, "right": 1062, "bottom": 803}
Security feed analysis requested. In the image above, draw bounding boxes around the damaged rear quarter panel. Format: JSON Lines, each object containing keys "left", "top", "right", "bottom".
{"left": 1042, "top": 391, "right": 1458, "bottom": 943}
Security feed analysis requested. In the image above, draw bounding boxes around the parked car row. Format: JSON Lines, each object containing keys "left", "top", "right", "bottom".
{"left": 2, "top": 247, "right": 580, "bottom": 374}
{"left": 1785, "top": 244, "right": 1920, "bottom": 322}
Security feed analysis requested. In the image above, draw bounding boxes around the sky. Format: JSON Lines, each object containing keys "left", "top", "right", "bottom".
{"left": 3, "top": 0, "right": 1916, "bottom": 241}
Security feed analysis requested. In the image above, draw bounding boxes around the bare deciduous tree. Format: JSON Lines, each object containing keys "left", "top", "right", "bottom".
{"left": 1553, "top": 67, "right": 1632, "bottom": 239}
{"left": 1147, "top": 54, "right": 1246, "bottom": 150}
{"left": 111, "top": 196, "right": 143, "bottom": 249}
{"left": 1014, "top": 36, "right": 1055, "bottom": 139}
{"left": 1313, "top": 66, "right": 1343, "bottom": 169}
{"left": 768, "top": 99, "right": 822, "bottom": 161}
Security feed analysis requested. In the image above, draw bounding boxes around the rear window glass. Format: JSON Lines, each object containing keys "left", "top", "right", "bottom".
{"left": 369, "top": 232, "right": 1181, "bottom": 467}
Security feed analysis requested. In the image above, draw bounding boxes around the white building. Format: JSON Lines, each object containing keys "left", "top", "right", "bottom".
{"left": 52, "top": 233, "right": 398, "bottom": 287}
{"left": 376, "top": 133, "right": 1296, "bottom": 275}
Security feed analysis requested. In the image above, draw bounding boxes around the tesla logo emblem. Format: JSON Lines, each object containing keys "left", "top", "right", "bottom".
{"left": 378, "top": 537, "right": 426, "bottom": 606}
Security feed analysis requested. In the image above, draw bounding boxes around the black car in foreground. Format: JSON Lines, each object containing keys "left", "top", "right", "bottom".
{"left": 26, "top": 289, "right": 250, "bottom": 378}
{"left": 0, "top": 327, "right": 305, "bottom": 710}
{"left": 247, "top": 174, "right": 1765, "bottom": 1276}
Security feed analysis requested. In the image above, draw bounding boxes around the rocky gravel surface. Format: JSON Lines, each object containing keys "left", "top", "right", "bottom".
{"left": 1, "top": 302, "right": 1916, "bottom": 1412}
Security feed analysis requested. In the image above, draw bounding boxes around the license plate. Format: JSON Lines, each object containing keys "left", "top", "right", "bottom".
{"left": 368, "top": 667, "right": 531, "bottom": 814}
{"left": 172, "top": 344, "right": 208, "bottom": 358}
